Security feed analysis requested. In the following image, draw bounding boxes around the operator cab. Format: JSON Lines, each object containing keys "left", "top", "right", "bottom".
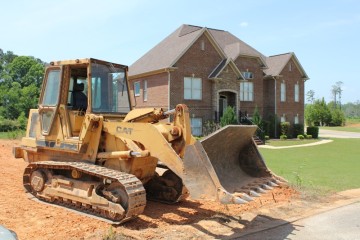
{"left": 38, "top": 58, "right": 131, "bottom": 139}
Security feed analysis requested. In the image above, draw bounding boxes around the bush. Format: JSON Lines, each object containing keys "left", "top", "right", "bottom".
{"left": 220, "top": 106, "right": 238, "bottom": 127}
{"left": 0, "top": 118, "right": 21, "bottom": 132}
{"left": 202, "top": 120, "right": 220, "bottom": 136}
{"left": 293, "top": 124, "right": 304, "bottom": 138}
{"left": 297, "top": 135, "right": 304, "bottom": 140}
{"left": 280, "top": 134, "right": 287, "bottom": 140}
{"left": 306, "top": 134, "right": 313, "bottom": 139}
{"left": 306, "top": 126, "right": 319, "bottom": 139}
{"left": 265, "top": 135, "right": 270, "bottom": 141}
{"left": 280, "top": 122, "right": 290, "bottom": 138}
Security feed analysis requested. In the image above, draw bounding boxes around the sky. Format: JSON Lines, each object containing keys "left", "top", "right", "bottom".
{"left": 1, "top": 0, "right": 359, "bottom": 103}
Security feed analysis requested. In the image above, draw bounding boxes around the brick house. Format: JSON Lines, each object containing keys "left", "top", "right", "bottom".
{"left": 128, "top": 24, "right": 309, "bottom": 137}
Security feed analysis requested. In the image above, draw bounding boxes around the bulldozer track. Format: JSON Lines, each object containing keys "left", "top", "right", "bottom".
{"left": 23, "top": 161, "right": 146, "bottom": 224}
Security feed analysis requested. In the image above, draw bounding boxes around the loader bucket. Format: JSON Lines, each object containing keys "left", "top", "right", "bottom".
{"left": 182, "top": 125, "right": 280, "bottom": 204}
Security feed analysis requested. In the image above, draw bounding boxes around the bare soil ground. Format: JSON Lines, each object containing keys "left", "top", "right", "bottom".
{"left": 0, "top": 139, "right": 354, "bottom": 240}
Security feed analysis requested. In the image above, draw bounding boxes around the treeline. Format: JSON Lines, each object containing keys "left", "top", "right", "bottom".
{"left": 0, "top": 49, "right": 45, "bottom": 131}
{"left": 342, "top": 101, "right": 360, "bottom": 119}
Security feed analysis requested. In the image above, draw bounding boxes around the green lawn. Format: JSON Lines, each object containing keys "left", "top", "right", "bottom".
{"left": 319, "top": 118, "right": 360, "bottom": 133}
{"left": 320, "top": 126, "right": 360, "bottom": 133}
{"left": 260, "top": 138, "right": 360, "bottom": 194}
{"left": 266, "top": 139, "right": 320, "bottom": 147}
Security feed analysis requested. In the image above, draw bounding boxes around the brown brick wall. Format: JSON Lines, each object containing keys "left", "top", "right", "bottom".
{"left": 276, "top": 58, "right": 305, "bottom": 126}
{"left": 234, "top": 57, "right": 265, "bottom": 116}
{"left": 169, "top": 33, "right": 223, "bottom": 121}
{"left": 129, "top": 72, "right": 169, "bottom": 110}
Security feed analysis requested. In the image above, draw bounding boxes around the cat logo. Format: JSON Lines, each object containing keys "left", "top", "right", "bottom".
{"left": 116, "top": 126, "right": 133, "bottom": 135}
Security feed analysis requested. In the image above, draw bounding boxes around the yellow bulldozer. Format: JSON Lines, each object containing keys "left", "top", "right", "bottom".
{"left": 13, "top": 58, "right": 283, "bottom": 224}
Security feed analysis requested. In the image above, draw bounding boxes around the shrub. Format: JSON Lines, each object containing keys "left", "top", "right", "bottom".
{"left": 202, "top": 120, "right": 220, "bottom": 136}
{"left": 265, "top": 135, "right": 270, "bottom": 141}
{"left": 280, "top": 134, "right": 287, "bottom": 140}
{"left": 293, "top": 124, "right": 304, "bottom": 138}
{"left": 306, "top": 126, "right": 319, "bottom": 139}
{"left": 0, "top": 118, "right": 21, "bottom": 132}
{"left": 280, "top": 122, "right": 290, "bottom": 138}
{"left": 297, "top": 135, "right": 304, "bottom": 140}
{"left": 220, "top": 106, "right": 238, "bottom": 127}
{"left": 306, "top": 134, "right": 313, "bottom": 139}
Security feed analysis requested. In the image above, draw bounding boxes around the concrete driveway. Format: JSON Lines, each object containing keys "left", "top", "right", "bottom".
{"left": 238, "top": 201, "right": 360, "bottom": 240}
{"left": 319, "top": 128, "right": 360, "bottom": 138}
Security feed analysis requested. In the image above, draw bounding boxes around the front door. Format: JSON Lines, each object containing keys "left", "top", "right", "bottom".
{"left": 219, "top": 95, "right": 228, "bottom": 118}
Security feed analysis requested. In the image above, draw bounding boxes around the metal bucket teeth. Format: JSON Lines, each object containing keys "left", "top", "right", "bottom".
{"left": 219, "top": 189, "right": 248, "bottom": 204}
{"left": 249, "top": 190, "right": 261, "bottom": 197}
{"left": 237, "top": 193, "right": 254, "bottom": 202}
{"left": 268, "top": 181, "right": 279, "bottom": 187}
{"left": 255, "top": 187, "right": 267, "bottom": 194}
{"left": 233, "top": 197, "right": 248, "bottom": 204}
{"left": 274, "top": 179, "right": 283, "bottom": 185}
{"left": 262, "top": 184, "right": 273, "bottom": 190}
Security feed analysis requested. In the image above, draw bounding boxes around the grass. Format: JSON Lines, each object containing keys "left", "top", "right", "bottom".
{"left": 266, "top": 139, "right": 320, "bottom": 147}
{"left": 0, "top": 131, "right": 25, "bottom": 139}
{"left": 319, "top": 118, "right": 360, "bottom": 133}
{"left": 320, "top": 126, "right": 360, "bottom": 133}
{"left": 260, "top": 138, "right": 360, "bottom": 194}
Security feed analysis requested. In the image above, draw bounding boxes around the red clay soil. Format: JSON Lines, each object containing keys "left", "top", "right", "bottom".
{"left": 0, "top": 139, "right": 297, "bottom": 240}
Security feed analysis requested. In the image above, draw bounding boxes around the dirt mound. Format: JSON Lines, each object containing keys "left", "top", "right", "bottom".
{"left": 0, "top": 139, "right": 296, "bottom": 240}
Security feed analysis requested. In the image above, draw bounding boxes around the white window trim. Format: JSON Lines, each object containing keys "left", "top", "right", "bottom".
{"left": 294, "top": 83, "right": 299, "bottom": 102}
{"left": 294, "top": 114, "right": 299, "bottom": 124}
{"left": 201, "top": 40, "right": 205, "bottom": 51}
{"left": 240, "top": 81, "right": 254, "bottom": 101}
{"left": 184, "top": 77, "right": 202, "bottom": 100}
{"left": 242, "top": 71, "right": 254, "bottom": 79}
{"left": 280, "top": 82, "right": 286, "bottom": 102}
{"left": 134, "top": 81, "right": 140, "bottom": 97}
{"left": 191, "top": 117, "right": 202, "bottom": 136}
{"left": 143, "top": 80, "right": 148, "bottom": 101}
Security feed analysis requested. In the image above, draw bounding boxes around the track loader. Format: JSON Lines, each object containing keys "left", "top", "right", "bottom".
{"left": 13, "top": 58, "right": 283, "bottom": 224}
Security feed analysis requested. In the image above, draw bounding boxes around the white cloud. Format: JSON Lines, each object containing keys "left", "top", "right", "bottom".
{"left": 240, "top": 22, "right": 249, "bottom": 27}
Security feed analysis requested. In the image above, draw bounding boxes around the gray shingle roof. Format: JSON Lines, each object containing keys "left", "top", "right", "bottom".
{"left": 129, "top": 24, "right": 307, "bottom": 80}
{"left": 264, "top": 52, "right": 309, "bottom": 80}
{"left": 129, "top": 25, "right": 203, "bottom": 76}
{"left": 264, "top": 53, "right": 292, "bottom": 76}
{"left": 208, "top": 29, "right": 267, "bottom": 64}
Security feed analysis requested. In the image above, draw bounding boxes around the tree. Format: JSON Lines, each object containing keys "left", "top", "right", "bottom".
{"left": 0, "top": 53, "right": 45, "bottom": 121}
{"left": 220, "top": 106, "right": 238, "bottom": 127}
{"left": 6, "top": 56, "right": 44, "bottom": 87}
{"left": 331, "top": 81, "right": 343, "bottom": 109}
{"left": 252, "top": 106, "right": 265, "bottom": 140}
{"left": 305, "top": 98, "right": 331, "bottom": 126}
{"left": 306, "top": 90, "right": 315, "bottom": 104}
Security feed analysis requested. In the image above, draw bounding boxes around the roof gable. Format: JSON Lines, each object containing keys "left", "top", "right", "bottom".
{"left": 209, "top": 58, "right": 243, "bottom": 80}
{"left": 265, "top": 52, "right": 309, "bottom": 80}
{"left": 208, "top": 29, "right": 267, "bottom": 67}
{"left": 129, "top": 25, "right": 226, "bottom": 77}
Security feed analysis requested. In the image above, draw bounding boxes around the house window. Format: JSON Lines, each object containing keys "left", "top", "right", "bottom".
{"left": 294, "top": 114, "right": 299, "bottom": 124}
{"left": 134, "top": 81, "right": 140, "bottom": 96}
{"left": 143, "top": 80, "right": 148, "bottom": 101}
{"left": 184, "top": 77, "right": 202, "bottom": 100}
{"left": 281, "top": 114, "right": 286, "bottom": 123}
{"left": 242, "top": 71, "right": 253, "bottom": 79}
{"left": 191, "top": 118, "right": 202, "bottom": 136}
{"left": 294, "top": 83, "right": 299, "bottom": 102}
{"left": 201, "top": 40, "right": 205, "bottom": 51}
{"left": 240, "top": 81, "right": 254, "bottom": 101}
{"left": 280, "top": 82, "right": 286, "bottom": 102}
{"left": 289, "top": 63, "right": 292, "bottom": 72}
